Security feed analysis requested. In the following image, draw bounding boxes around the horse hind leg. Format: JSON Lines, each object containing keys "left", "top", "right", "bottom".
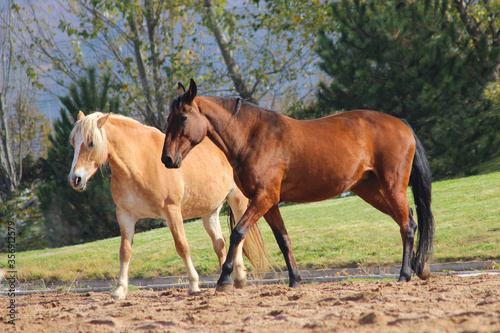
{"left": 351, "top": 173, "right": 416, "bottom": 282}
{"left": 225, "top": 188, "right": 250, "bottom": 289}
{"left": 201, "top": 205, "right": 227, "bottom": 269}
{"left": 400, "top": 206, "right": 417, "bottom": 282}
{"left": 264, "top": 205, "right": 301, "bottom": 288}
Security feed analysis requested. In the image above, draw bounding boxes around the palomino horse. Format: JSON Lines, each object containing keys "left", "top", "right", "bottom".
{"left": 162, "top": 79, "right": 434, "bottom": 291}
{"left": 69, "top": 111, "right": 268, "bottom": 299}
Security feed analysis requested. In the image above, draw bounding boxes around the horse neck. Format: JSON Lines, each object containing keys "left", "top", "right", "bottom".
{"left": 199, "top": 96, "right": 283, "bottom": 162}
{"left": 103, "top": 117, "right": 148, "bottom": 178}
{"left": 199, "top": 97, "right": 254, "bottom": 159}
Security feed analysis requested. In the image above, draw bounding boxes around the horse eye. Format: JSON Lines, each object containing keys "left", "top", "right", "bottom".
{"left": 179, "top": 115, "right": 188, "bottom": 123}
{"left": 88, "top": 141, "right": 94, "bottom": 148}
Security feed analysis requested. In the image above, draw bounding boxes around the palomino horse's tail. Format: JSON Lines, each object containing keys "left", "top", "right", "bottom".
{"left": 403, "top": 120, "right": 435, "bottom": 278}
{"left": 229, "top": 208, "right": 271, "bottom": 274}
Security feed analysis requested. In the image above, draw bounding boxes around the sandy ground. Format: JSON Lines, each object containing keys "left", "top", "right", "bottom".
{"left": 2, "top": 273, "right": 500, "bottom": 333}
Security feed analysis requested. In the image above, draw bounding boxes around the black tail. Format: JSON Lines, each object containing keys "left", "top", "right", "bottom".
{"left": 403, "top": 120, "right": 435, "bottom": 276}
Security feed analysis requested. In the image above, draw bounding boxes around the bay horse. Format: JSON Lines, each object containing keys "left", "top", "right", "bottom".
{"left": 68, "top": 111, "right": 268, "bottom": 299}
{"left": 162, "top": 79, "right": 435, "bottom": 291}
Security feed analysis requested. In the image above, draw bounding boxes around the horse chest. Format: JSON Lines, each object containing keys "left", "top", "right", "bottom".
{"left": 111, "top": 181, "right": 165, "bottom": 219}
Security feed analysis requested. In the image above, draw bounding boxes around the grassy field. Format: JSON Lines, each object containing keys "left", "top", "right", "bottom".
{"left": 5, "top": 171, "right": 500, "bottom": 283}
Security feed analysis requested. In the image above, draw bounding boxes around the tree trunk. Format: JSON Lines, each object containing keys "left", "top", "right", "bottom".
{"left": 0, "top": 93, "right": 19, "bottom": 195}
{"left": 145, "top": 0, "right": 167, "bottom": 130}
{"left": 203, "top": 0, "right": 258, "bottom": 104}
{"left": 127, "top": 14, "right": 156, "bottom": 126}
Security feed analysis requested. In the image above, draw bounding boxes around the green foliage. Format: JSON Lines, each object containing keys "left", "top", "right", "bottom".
{"left": 0, "top": 186, "right": 47, "bottom": 252}
{"left": 36, "top": 67, "right": 122, "bottom": 247}
{"left": 311, "top": 0, "right": 500, "bottom": 179}
{"left": 199, "top": 0, "right": 330, "bottom": 107}
{"left": 57, "top": 0, "right": 202, "bottom": 129}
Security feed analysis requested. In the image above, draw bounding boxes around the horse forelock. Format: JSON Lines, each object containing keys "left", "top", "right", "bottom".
{"left": 169, "top": 95, "right": 183, "bottom": 113}
{"left": 70, "top": 112, "right": 108, "bottom": 163}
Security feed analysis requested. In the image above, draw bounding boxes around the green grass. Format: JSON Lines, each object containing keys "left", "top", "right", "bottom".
{"left": 4, "top": 172, "right": 499, "bottom": 283}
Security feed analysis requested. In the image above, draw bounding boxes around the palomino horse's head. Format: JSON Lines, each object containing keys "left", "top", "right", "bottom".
{"left": 162, "top": 79, "right": 208, "bottom": 168}
{"left": 68, "top": 111, "right": 110, "bottom": 191}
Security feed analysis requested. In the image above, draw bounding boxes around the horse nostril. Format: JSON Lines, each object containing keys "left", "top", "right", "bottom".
{"left": 75, "top": 176, "right": 82, "bottom": 186}
{"left": 162, "top": 155, "right": 173, "bottom": 168}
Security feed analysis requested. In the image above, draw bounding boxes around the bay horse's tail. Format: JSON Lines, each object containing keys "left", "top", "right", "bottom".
{"left": 229, "top": 208, "right": 271, "bottom": 274}
{"left": 403, "top": 120, "right": 435, "bottom": 277}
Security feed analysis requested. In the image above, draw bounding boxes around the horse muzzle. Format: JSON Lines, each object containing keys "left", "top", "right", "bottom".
{"left": 68, "top": 171, "right": 87, "bottom": 191}
{"left": 161, "top": 154, "right": 182, "bottom": 169}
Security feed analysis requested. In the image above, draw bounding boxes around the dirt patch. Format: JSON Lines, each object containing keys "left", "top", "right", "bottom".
{"left": 2, "top": 273, "right": 500, "bottom": 332}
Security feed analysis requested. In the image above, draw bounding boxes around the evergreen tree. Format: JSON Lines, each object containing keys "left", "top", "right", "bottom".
{"left": 36, "top": 68, "right": 123, "bottom": 247}
{"left": 313, "top": 0, "right": 500, "bottom": 178}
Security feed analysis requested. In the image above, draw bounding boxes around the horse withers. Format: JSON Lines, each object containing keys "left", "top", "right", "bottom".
{"left": 69, "top": 111, "right": 268, "bottom": 299}
{"left": 162, "top": 79, "right": 434, "bottom": 291}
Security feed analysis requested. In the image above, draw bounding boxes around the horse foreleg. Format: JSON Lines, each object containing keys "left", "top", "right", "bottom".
{"left": 111, "top": 208, "right": 137, "bottom": 300}
{"left": 217, "top": 194, "right": 273, "bottom": 292}
{"left": 165, "top": 206, "right": 201, "bottom": 294}
{"left": 201, "top": 205, "right": 227, "bottom": 269}
{"left": 264, "top": 205, "right": 301, "bottom": 288}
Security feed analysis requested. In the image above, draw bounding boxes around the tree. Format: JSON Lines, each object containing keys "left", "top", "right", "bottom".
{"left": 452, "top": 0, "right": 500, "bottom": 107}
{"left": 452, "top": 0, "right": 500, "bottom": 82}
{"left": 314, "top": 0, "right": 500, "bottom": 178}
{"left": 0, "top": 1, "right": 21, "bottom": 195}
{"left": 36, "top": 68, "right": 122, "bottom": 247}
{"left": 52, "top": 0, "right": 203, "bottom": 129}
{"left": 21, "top": 0, "right": 327, "bottom": 128}
{"left": 10, "top": 90, "right": 51, "bottom": 169}
{"left": 202, "top": 0, "right": 258, "bottom": 104}
{"left": 201, "top": 0, "right": 330, "bottom": 109}
{"left": 0, "top": 0, "right": 51, "bottom": 196}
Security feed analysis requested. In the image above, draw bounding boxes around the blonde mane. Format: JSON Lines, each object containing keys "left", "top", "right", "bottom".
{"left": 70, "top": 112, "right": 110, "bottom": 163}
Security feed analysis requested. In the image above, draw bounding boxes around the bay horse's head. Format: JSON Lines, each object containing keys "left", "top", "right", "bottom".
{"left": 162, "top": 79, "right": 208, "bottom": 168}
{"left": 68, "top": 111, "right": 110, "bottom": 191}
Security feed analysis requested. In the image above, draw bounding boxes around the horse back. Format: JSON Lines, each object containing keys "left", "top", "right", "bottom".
{"left": 277, "top": 110, "right": 415, "bottom": 202}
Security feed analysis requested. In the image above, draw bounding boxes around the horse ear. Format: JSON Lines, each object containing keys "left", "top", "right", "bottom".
{"left": 177, "top": 82, "right": 186, "bottom": 96}
{"left": 184, "top": 78, "right": 197, "bottom": 105}
{"left": 77, "top": 111, "right": 85, "bottom": 120}
{"left": 97, "top": 114, "right": 110, "bottom": 129}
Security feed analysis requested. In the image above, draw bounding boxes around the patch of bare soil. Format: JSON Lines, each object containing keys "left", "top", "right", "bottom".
{"left": 2, "top": 274, "right": 500, "bottom": 333}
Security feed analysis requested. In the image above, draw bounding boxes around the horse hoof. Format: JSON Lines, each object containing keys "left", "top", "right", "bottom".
{"left": 289, "top": 274, "right": 302, "bottom": 288}
{"left": 418, "top": 264, "right": 432, "bottom": 280}
{"left": 234, "top": 277, "right": 247, "bottom": 289}
{"left": 188, "top": 289, "right": 202, "bottom": 295}
{"left": 111, "top": 287, "right": 127, "bottom": 300}
{"left": 397, "top": 273, "right": 411, "bottom": 282}
{"left": 215, "top": 283, "right": 234, "bottom": 292}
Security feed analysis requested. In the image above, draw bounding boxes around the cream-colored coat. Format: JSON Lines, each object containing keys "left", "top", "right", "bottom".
{"left": 69, "top": 112, "right": 266, "bottom": 299}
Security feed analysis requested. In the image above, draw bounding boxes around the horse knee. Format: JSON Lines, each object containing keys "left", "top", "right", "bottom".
{"left": 401, "top": 210, "right": 417, "bottom": 242}
{"left": 408, "top": 207, "right": 417, "bottom": 229}
{"left": 173, "top": 238, "right": 191, "bottom": 259}
{"left": 229, "top": 226, "right": 245, "bottom": 245}
{"left": 213, "top": 239, "right": 227, "bottom": 268}
{"left": 119, "top": 241, "right": 132, "bottom": 262}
